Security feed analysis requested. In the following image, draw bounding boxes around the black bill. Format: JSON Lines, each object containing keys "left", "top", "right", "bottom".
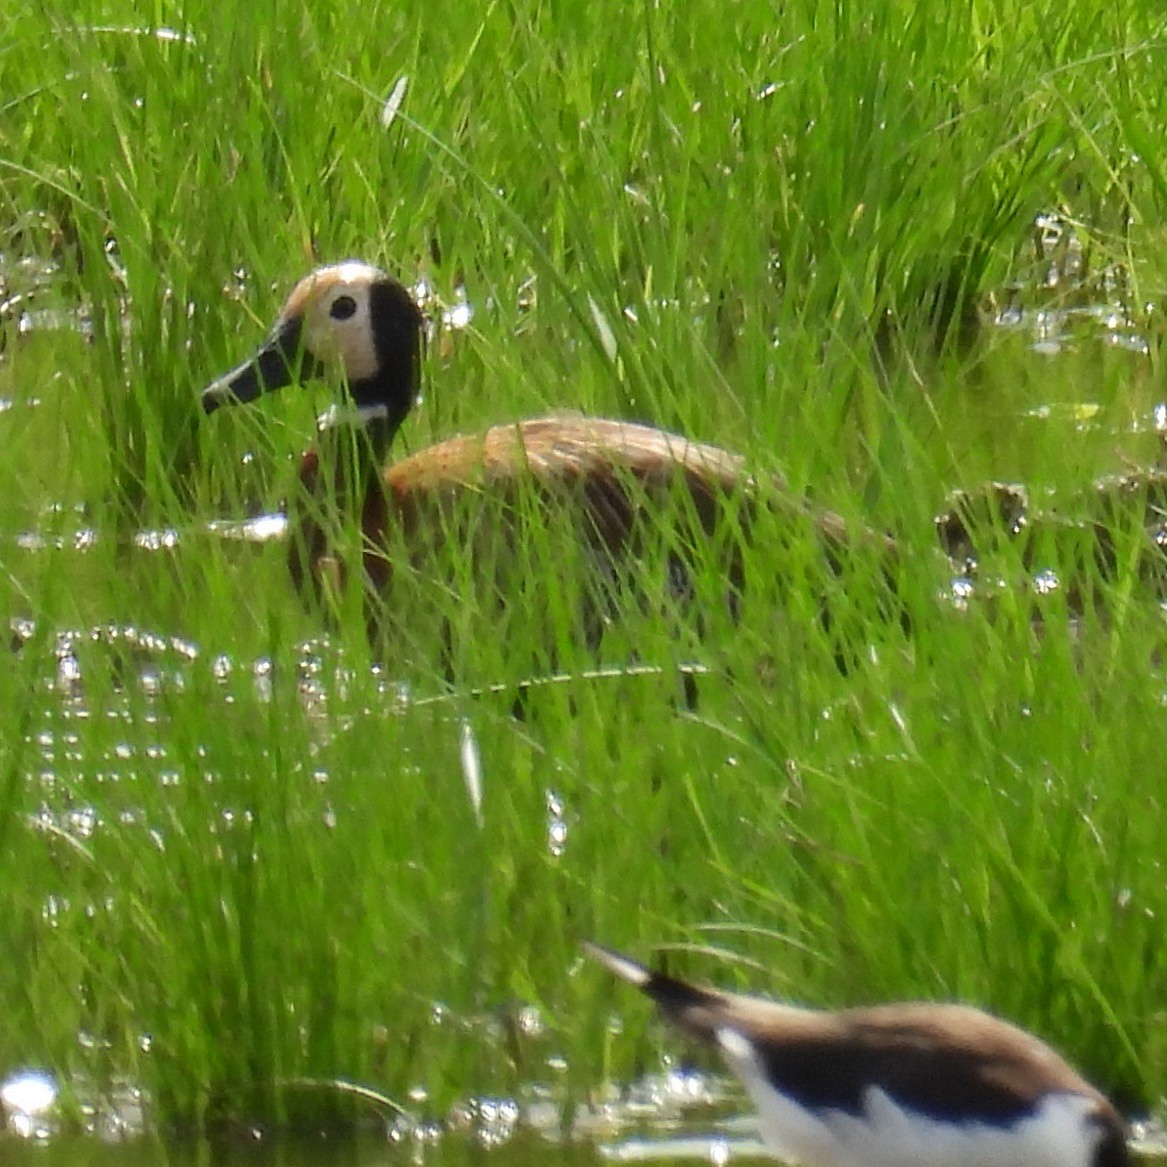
{"left": 201, "top": 316, "right": 320, "bottom": 413}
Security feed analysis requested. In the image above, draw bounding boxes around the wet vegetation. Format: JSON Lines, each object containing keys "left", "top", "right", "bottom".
{"left": 2, "top": 0, "right": 1167, "bottom": 1156}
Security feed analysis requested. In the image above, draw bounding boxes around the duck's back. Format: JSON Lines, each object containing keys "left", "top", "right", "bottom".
{"left": 383, "top": 415, "right": 754, "bottom": 496}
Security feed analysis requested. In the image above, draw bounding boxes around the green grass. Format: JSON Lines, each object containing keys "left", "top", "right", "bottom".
{"left": 2, "top": 0, "right": 1167, "bottom": 1139}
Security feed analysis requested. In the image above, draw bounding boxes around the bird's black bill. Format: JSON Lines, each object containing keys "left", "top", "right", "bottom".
{"left": 201, "top": 317, "right": 318, "bottom": 413}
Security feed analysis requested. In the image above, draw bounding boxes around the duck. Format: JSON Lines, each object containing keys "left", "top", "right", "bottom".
{"left": 200, "top": 262, "right": 895, "bottom": 657}
{"left": 584, "top": 942, "right": 1127, "bottom": 1167}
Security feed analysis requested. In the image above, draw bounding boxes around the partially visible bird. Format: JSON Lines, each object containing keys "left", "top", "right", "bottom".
{"left": 200, "top": 262, "right": 895, "bottom": 653}
{"left": 584, "top": 942, "right": 1128, "bottom": 1167}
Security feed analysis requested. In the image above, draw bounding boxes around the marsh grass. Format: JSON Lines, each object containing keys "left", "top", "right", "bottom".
{"left": 2, "top": 0, "right": 1167, "bottom": 1137}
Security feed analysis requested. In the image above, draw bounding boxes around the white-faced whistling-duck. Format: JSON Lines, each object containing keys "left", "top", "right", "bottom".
{"left": 201, "top": 262, "right": 896, "bottom": 655}
{"left": 585, "top": 943, "right": 1128, "bottom": 1167}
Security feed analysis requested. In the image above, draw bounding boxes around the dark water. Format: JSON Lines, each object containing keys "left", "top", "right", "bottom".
{"left": 0, "top": 1130, "right": 598, "bottom": 1167}
{"left": 0, "top": 1065, "right": 774, "bottom": 1166}
{"left": 2, "top": 1109, "right": 1164, "bottom": 1165}
{"left": 0, "top": 1130, "right": 599, "bottom": 1167}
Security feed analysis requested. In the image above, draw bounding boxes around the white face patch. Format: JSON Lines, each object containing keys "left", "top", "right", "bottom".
{"left": 715, "top": 1028, "right": 1107, "bottom": 1167}
{"left": 286, "top": 262, "right": 389, "bottom": 385}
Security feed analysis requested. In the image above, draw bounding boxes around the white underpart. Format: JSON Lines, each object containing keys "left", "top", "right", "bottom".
{"left": 316, "top": 401, "right": 389, "bottom": 431}
{"left": 715, "top": 1027, "right": 1104, "bottom": 1167}
{"left": 301, "top": 262, "right": 386, "bottom": 384}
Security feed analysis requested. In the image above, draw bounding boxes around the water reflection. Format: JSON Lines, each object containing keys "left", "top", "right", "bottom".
{"left": 0, "top": 1129, "right": 605, "bottom": 1166}
{"left": 0, "top": 1069, "right": 778, "bottom": 1167}
{"left": 1, "top": 1070, "right": 58, "bottom": 1139}
{"left": 4, "top": 1098, "right": 1161, "bottom": 1166}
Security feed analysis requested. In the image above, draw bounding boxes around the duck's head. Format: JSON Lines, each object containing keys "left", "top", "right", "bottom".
{"left": 201, "top": 262, "right": 424, "bottom": 448}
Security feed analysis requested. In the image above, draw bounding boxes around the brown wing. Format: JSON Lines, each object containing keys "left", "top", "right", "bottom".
{"left": 382, "top": 415, "right": 887, "bottom": 557}
{"left": 381, "top": 417, "right": 757, "bottom": 580}
{"left": 719, "top": 996, "right": 1118, "bottom": 1125}
{"left": 383, "top": 416, "right": 753, "bottom": 494}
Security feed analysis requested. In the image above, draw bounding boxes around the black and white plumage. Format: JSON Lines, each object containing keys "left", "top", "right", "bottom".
{"left": 584, "top": 943, "right": 1128, "bottom": 1167}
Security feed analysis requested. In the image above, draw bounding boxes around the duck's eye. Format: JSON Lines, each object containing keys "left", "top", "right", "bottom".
{"left": 330, "top": 295, "right": 358, "bottom": 321}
